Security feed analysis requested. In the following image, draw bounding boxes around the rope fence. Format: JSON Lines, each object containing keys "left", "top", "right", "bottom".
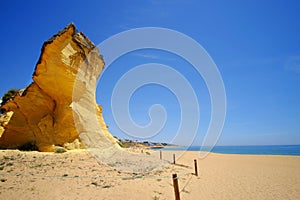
{"left": 0, "top": 172, "right": 190, "bottom": 180}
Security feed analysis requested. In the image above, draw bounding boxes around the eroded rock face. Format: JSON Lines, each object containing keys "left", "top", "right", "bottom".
{"left": 0, "top": 23, "right": 119, "bottom": 151}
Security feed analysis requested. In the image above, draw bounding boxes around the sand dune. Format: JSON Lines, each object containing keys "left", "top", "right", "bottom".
{"left": 0, "top": 150, "right": 299, "bottom": 200}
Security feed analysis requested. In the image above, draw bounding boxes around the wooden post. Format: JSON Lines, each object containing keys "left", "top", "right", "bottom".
{"left": 194, "top": 159, "right": 198, "bottom": 176}
{"left": 173, "top": 154, "right": 176, "bottom": 164}
{"left": 172, "top": 173, "right": 180, "bottom": 200}
{"left": 160, "top": 150, "right": 162, "bottom": 160}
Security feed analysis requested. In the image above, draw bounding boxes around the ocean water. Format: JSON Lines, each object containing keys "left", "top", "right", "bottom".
{"left": 161, "top": 145, "right": 300, "bottom": 156}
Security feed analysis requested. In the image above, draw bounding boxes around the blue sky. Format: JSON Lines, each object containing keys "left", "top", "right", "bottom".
{"left": 0, "top": 0, "right": 299, "bottom": 146}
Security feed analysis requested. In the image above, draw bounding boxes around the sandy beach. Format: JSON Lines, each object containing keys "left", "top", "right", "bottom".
{"left": 0, "top": 149, "right": 299, "bottom": 200}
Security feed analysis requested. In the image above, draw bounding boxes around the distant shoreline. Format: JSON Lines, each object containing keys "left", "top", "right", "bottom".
{"left": 157, "top": 144, "right": 300, "bottom": 156}
{"left": 116, "top": 138, "right": 300, "bottom": 156}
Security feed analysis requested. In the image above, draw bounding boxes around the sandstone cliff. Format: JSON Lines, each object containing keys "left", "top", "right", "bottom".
{"left": 0, "top": 23, "right": 119, "bottom": 152}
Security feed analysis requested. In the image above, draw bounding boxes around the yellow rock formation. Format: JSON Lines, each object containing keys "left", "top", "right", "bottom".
{"left": 0, "top": 23, "right": 119, "bottom": 152}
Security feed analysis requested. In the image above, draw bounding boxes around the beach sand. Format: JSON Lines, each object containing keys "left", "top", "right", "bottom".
{"left": 0, "top": 149, "right": 299, "bottom": 200}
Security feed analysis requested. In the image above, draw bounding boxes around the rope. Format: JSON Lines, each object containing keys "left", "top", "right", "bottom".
{"left": 0, "top": 172, "right": 181, "bottom": 180}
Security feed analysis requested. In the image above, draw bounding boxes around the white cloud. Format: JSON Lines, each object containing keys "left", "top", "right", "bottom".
{"left": 132, "top": 52, "right": 161, "bottom": 59}
{"left": 131, "top": 52, "right": 179, "bottom": 62}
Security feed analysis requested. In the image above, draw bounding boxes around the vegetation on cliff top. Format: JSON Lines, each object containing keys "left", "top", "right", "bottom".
{"left": 1, "top": 89, "right": 19, "bottom": 106}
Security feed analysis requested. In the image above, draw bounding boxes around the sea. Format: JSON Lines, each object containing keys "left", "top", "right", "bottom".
{"left": 160, "top": 145, "right": 300, "bottom": 156}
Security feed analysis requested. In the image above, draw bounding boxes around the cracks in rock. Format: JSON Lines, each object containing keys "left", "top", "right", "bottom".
{"left": 33, "top": 83, "right": 57, "bottom": 133}
{"left": 11, "top": 101, "right": 36, "bottom": 143}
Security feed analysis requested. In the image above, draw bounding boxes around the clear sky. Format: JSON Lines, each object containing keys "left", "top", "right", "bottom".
{"left": 0, "top": 0, "right": 299, "bottom": 146}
